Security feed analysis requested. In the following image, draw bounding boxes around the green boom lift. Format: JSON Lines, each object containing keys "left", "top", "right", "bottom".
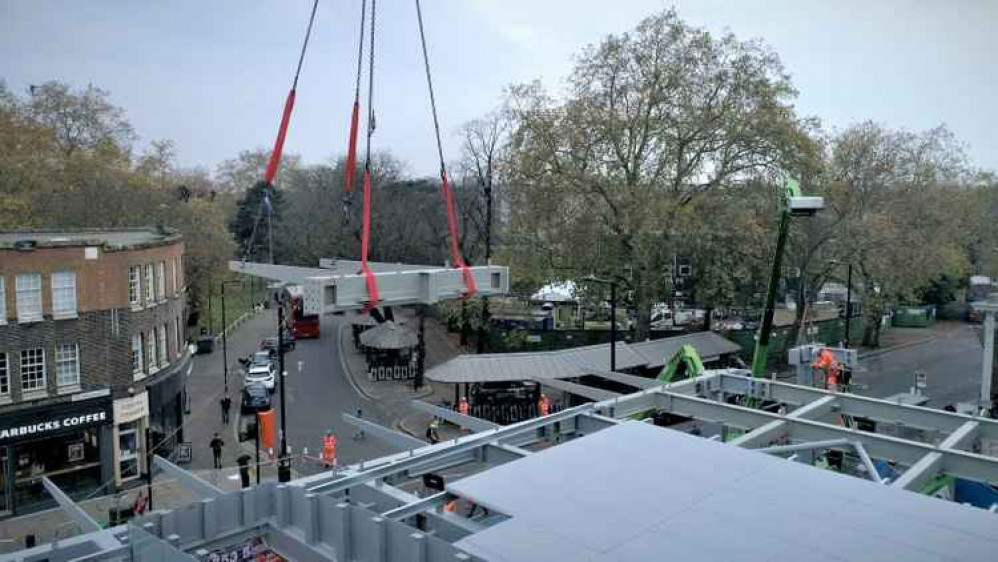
{"left": 658, "top": 344, "right": 706, "bottom": 383}
{"left": 750, "top": 179, "right": 824, "bottom": 377}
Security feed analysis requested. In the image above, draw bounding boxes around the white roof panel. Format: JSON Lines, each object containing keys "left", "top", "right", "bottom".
{"left": 451, "top": 421, "right": 998, "bottom": 562}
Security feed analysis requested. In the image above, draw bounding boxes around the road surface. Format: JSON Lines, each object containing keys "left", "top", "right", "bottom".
{"left": 853, "top": 323, "right": 985, "bottom": 408}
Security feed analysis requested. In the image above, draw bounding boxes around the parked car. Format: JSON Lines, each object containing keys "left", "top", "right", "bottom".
{"left": 241, "top": 384, "right": 271, "bottom": 414}
{"left": 250, "top": 350, "right": 272, "bottom": 367}
{"left": 260, "top": 335, "right": 295, "bottom": 357}
{"left": 244, "top": 363, "right": 276, "bottom": 392}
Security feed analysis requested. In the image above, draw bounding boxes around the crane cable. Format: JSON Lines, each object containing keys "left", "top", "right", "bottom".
{"left": 343, "top": 0, "right": 367, "bottom": 194}
{"left": 414, "top": 0, "right": 477, "bottom": 297}
{"left": 243, "top": 0, "right": 320, "bottom": 264}
{"left": 359, "top": 0, "right": 381, "bottom": 308}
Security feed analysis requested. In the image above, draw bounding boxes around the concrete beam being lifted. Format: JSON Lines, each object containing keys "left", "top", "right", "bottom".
{"left": 230, "top": 260, "right": 509, "bottom": 313}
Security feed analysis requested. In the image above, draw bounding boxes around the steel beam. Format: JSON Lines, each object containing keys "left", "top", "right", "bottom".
{"left": 364, "top": 482, "right": 486, "bottom": 535}
{"left": 891, "top": 452, "right": 942, "bottom": 490}
{"left": 153, "top": 455, "right": 223, "bottom": 498}
{"left": 728, "top": 420, "right": 788, "bottom": 448}
{"left": 380, "top": 491, "right": 448, "bottom": 520}
{"left": 539, "top": 378, "right": 622, "bottom": 402}
{"left": 941, "top": 421, "right": 980, "bottom": 452}
{"left": 342, "top": 413, "right": 426, "bottom": 450}
{"left": 852, "top": 442, "right": 884, "bottom": 484}
{"left": 584, "top": 369, "right": 661, "bottom": 390}
{"left": 652, "top": 391, "right": 998, "bottom": 485}
{"left": 41, "top": 477, "right": 102, "bottom": 533}
{"left": 230, "top": 260, "right": 509, "bottom": 314}
{"left": 307, "top": 405, "right": 594, "bottom": 494}
{"left": 758, "top": 439, "right": 851, "bottom": 455}
{"left": 409, "top": 401, "right": 501, "bottom": 433}
{"left": 717, "top": 373, "right": 998, "bottom": 442}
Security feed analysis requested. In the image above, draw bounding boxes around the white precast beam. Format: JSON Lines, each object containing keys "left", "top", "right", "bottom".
{"left": 342, "top": 413, "right": 427, "bottom": 450}
{"left": 653, "top": 390, "right": 998, "bottom": 485}
{"left": 717, "top": 373, "right": 998, "bottom": 441}
{"left": 852, "top": 442, "right": 885, "bottom": 484}
{"left": 410, "top": 401, "right": 501, "bottom": 433}
{"left": 892, "top": 452, "right": 943, "bottom": 491}
{"left": 41, "top": 477, "right": 102, "bottom": 533}
{"left": 230, "top": 261, "right": 510, "bottom": 313}
{"left": 306, "top": 266, "right": 509, "bottom": 314}
{"left": 153, "top": 455, "right": 223, "bottom": 498}
{"left": 539, "top": 378, "right": 622, "bottom": 402}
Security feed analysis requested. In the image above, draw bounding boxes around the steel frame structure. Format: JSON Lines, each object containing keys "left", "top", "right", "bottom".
{"left": 11, "top": 373, "right": 998, "bottom": 562}
{"left": 230, "top": 259, "right": 509, "bottom": 314}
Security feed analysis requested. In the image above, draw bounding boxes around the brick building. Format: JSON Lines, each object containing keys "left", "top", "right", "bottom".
{"left": 0, "top": 228, "right": 191, "bottom": 517}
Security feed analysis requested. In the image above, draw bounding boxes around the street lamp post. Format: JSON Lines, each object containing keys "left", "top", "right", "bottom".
{"left": 844, "top": 263, "right": 853, "bottom": 348}
{"left": 277, "top": 300, "right": 291, "bottom": 482}
{"left": 585, "top": 277, "right": 618, "bottom": 372}
{"left": 220, "top": 280, "right": 242, "bottom": 396}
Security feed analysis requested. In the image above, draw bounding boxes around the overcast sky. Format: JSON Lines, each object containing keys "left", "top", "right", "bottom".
{"left": 2, "top": 0, "right": 995, "bottom": 177}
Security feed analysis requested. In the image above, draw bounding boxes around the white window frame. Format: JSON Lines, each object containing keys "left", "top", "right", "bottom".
{"left": 129, "top": 266, "right": 142, "bottom": 309}
{"left": 171, "top": 258, "right": 179, "bottom": 295}
{"left": 174, "top": 316, "right": 182, "bottom": 358}
{"left": 132, "top": 333, "right": 144, "bottom": 379}
{"left": 0, "top": 352, "right": 9, "bottom": 396}
{"left": 146, "top": 331, "right": 158, "bottom": 374}
{"left": 15, "top": 273, "right": 43, "bottom": 323}
{"left": 51, "top": 271, "right": 78, "bottom": 319}
{"left": 20, "top": 348, "right": 46, "bottom": 394}
{"left": 0, "top": 277, "right": 7, "bottom": 325}
{"left": 55, "top": 343, "right": 80, "bottom": 389}
{"left": 156, "top": 262, "right": 166, "bottom": 301}
{"left": 157, "top": 325, "right": 168, "bottom": 368}
{"left": 144, "top": 265, "right": 155, "bottom": 306}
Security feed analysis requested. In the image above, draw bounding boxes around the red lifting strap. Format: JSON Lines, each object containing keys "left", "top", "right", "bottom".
{"left": 440, "top": 171, "right": 477, "bottom": 297}
{"left": 344, "top": 100, "right": 360, "bottom": 193}
{"left": 264, "top": 88, "right": 297, "bottom": 185}
{"left": 360, "top": 169, "right": 381, "bottom": 307}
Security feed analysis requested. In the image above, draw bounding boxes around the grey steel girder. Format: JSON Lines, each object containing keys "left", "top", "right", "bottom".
{"left": 229, "top": 260, "right": 509, "bottom": 313}
{"left": 153, "top": 455, "right": 223, "bottom": 498}
{"left": 342, "top": 413, "right": 427, "bottom": 450}
{"left": 891, "top": 421, "right": 981, "bottom": 490}
{"left": 647, "top": 390, "right": 998, "bottom": 485}
{"left": 41, "top": 477, "right": 102, "bottom": 533}
{"left": 715, "top": 373, "right": 998, "bottom": 442}
{"left": 307, "top": 405, "right": 596, "bottom": 494}
{"left": 409, "top": 401, "right": 501, "bottom": 433}
{"left": 728, "top": 395, "right": 837, "bottom": 448}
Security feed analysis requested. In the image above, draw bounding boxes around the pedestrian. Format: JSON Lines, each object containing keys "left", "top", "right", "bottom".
{"left": 353, "top": 408, "right": 365, "bottom": 440}
{"left": 237, "top": 454, "right": 252, "bottom": 488}
{"left": 426, "top": 419, "right": 440, "bottom": 444}
{"left": 220, "top": 395, "right": 232, "bottom": 425}
{"left": 210, "top": 433, "right": 225, "bottom": 469}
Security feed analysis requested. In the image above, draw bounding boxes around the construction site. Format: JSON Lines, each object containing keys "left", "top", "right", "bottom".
{"left": 3, "top": 1, "right": 998, "bottom": 561}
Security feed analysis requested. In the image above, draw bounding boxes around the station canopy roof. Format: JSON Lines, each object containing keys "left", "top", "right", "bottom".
{"left": 359, "top": 321, "right": 418, "bottom": 350}
{"left": 426, "top": 332, "right": 739, "bottom": 383}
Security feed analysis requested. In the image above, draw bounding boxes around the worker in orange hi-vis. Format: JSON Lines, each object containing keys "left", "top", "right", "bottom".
{"left": 811, "top": 348, "right": 841, "bottom": 391}
{"left": 538, "top": 393, "right": 551, "bottom": 417}
{"left": 444, "top": 498, "right": 458, "bottom": 513}
{"left": 458, "top": 396, "right": 470, "bottom": 432}
{"left": 321, "top": 430, "right": 338, "bottom": 470}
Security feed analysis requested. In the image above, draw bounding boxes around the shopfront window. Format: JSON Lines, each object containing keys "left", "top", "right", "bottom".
{"left": 118, "top": 422, "right": 140, "bottom": 482}
{"left": 14, "top": 427, "right": 102, "bottom": 509}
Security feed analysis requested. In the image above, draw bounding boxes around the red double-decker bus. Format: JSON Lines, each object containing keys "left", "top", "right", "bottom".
{"left": 283, "top": 285, "right": 320, "bottom": 339}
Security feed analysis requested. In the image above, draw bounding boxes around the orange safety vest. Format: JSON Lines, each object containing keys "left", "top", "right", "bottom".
{"left": 538, "top": 396, "right": 550, "bottom": 416}
{"left": 459, "top": 398, "right": 469, "bottom": 416}
{"left": 321, "top": 434, "right": 338, "bottom": 464}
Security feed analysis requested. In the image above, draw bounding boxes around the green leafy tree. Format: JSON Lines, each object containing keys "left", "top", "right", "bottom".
{"left": 504, "top": 9, "right": 813, "bottom": 338}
